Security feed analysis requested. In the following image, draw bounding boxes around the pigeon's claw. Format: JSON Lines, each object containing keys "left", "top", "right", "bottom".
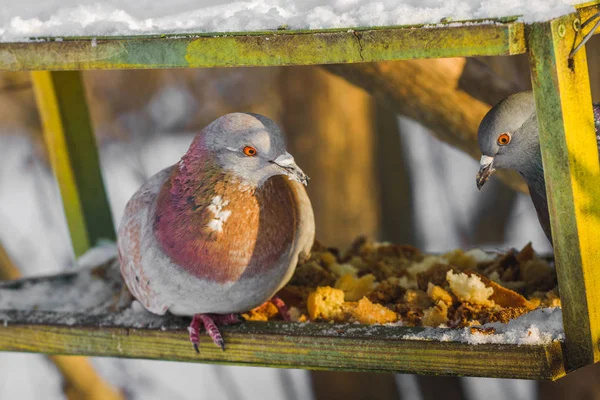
{"left": 200, "top": 314, "right": 226, "bottom": 351}
{"left": 188, "top": 313, "right": 240, "bottom": 353}
{"left": 188, "top": 315, "right": 203, "bottom": 353}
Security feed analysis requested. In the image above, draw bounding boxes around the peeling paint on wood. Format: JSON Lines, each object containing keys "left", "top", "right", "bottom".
{"left": 0, "top": 21, "right": 525, "bottom": 71}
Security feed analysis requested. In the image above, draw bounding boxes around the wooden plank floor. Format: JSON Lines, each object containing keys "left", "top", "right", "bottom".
{"left": 0, "top": 258, "right": 566, "bottom": 380}
{"left": 0, "top": 309, "right": 565, "bottom": 380}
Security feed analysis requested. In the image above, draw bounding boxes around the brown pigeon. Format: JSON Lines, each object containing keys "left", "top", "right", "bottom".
{"left": 117, "top": 113, "right": 315, "bottom": 351}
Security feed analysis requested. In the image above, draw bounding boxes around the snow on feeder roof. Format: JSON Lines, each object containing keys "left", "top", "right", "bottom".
{"left": 0, "top": 0, "right": 586, "bottom": 42}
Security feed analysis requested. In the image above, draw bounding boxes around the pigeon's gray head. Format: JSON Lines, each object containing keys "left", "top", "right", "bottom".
{"left": 476, "top": 91, "right": 541, "bottom": 189}
{"left": 201, "top": 112, "right": 308, "bottom": 187}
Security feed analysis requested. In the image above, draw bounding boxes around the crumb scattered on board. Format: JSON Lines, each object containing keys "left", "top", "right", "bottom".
{"left": 0, "top": 238, "right": 563, "bottom": 345}
{"left": 247, "top": 237, "right": 562, "bottom": 344}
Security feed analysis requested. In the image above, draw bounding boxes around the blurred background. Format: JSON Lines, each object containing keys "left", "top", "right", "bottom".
{"left": 1, "top": 35, "right": 600, "bottom": 400}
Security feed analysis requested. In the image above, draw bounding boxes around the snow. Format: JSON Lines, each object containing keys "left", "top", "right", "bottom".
{"left": 402, "top": 308, "right": 564, "bottom": 345}
{"left": 77, "top": 240, "right": 117, "bottom": 269}
{"left": 0, "top": 0, "right": 587, "bottom": 42}
{"left": 0, "top": 252, "right": 127, "bottom": 315}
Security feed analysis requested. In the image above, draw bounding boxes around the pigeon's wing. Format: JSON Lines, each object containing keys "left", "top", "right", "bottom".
{"left": 289, "top": 179, "right": 315, "bottom": 264}
{"left": 117, "top": 167, "right": 173, "bottom": 315}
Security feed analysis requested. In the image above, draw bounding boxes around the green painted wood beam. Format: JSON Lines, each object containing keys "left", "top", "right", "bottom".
{"left": 0, "top": 20, "right": 525, "bottom": 71}
{"left": 528, "top": 14, "right": 600, "bottom": 371}
{"left": 0, "top": 310, "right": 566, "bottom": 380}
{"left": 1, "top": 2, "right": 600, "bottom": 71}
{"left": 32, "top": 71, "right": 115, "bottom": 257}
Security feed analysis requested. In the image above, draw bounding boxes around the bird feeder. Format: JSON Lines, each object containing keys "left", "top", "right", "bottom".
{"left": 1, "top": 1, "right": 600, "bottom": 381}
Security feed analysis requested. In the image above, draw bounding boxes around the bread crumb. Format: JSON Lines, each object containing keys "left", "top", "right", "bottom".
{"left": 470, "top": 326, "right": 496, "bottom": 335}
{"left": 484, "top": 276, "right": 534, "bottom": 310}
{"left": 330, "top": 263, "right": 359, "bottom": 277}
{"left": 350, "top": 297, "right": 398, "bottom": 324}
{"left": 408, "top": 256, "right": 448, "bottom": 277}
{"left": 422, "top": 301, "right": 449, "bottom": 327}
{"left": 288, "top": 306, "right": 308, "bottom": 322}
{"left": 320, "top": 252, "right": 338, "bottom": 267}
{"left": 367, "top": 277, "right": 406, "bottom": 304}
{"left": 335, "top": 273, "right": 376, "bottom": 302}
{"left": 242, "top": 301, "right": 279, "bottom": 321}
{"left": 307, "top": 286, "right": 345, "bottom": 321}
{"left": 446, "top": 270, "right": 494, "bottom": 306}
{"left": 427, "top": 283, "right": 453, "bottom": 305}
{"left": 397, "top": 275, "right": 418, "bottom": 290}
{"left": 546, "top": 290, "right": 561, "bottom": 308}
{"left": 404, "top": 289, "right": 432, "bottom": 310}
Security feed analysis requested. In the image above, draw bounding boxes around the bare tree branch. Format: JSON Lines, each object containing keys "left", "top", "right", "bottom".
{"left": 322, "top": 59, "right": 527, "bottom": 193}
{"left": 458, "top": 58, "right": 524, "bottom": 106}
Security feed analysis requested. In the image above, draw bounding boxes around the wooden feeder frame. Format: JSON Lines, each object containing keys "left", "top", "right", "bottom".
{"left": 1, "top": 1, "right": 600, "bottom": 381}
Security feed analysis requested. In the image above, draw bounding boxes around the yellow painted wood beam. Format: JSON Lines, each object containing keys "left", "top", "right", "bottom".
{"left": 528, "top": 13, "right": 600, "bottom": 370}
{"left": 31, "top": 71, "right": 115, "bottom": 257}
{"left": 51, "top": 356, "right": 124, "bottom": 400}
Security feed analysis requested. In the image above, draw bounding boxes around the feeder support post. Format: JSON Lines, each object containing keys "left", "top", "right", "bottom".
{"left": 32, "top": 71, "right": 115, "bottom": 258}
{"left": 528, "top": 13, "right": 600, "bottom": 370}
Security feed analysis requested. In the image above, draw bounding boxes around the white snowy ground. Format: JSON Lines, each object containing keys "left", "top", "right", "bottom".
{"left": 0, "top": 87, "right": 551, "bottom": 398}
{"left": 0, "top": 0, "right": 589, "bottom": 41}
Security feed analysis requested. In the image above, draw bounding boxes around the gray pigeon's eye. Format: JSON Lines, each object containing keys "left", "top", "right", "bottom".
{"left": 497, "top": 132, "right": 511, "bottom": 146}
{"left": 243, "top": 146, "right": 258, "bottom": 157}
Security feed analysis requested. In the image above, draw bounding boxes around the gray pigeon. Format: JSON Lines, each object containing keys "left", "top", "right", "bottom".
{"left": 476, "top": 91, "right": 600, "bottom": 245}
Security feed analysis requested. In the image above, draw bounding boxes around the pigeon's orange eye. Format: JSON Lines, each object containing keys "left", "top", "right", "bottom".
{"left": 243, "top": 146, "right": 257, "bottom": 157}
{"left": 497, "top": 133, "right": 511, "bottom": 146}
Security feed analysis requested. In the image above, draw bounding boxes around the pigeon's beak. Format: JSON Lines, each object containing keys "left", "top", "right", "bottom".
{"left": 476, "top": 155, "right": 496, "bottom": 190}
{"left": 271, "top": 152, "right": 310, "bottom": 186}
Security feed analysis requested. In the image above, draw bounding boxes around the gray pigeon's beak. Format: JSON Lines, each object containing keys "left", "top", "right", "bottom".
{"left": 476, "top": 155, "right": 496, "bottom": 190}
{"left": 271, "top": 152, "right": 310, "bottom": 186}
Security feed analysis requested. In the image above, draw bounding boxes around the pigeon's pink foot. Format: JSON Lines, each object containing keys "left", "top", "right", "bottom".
{"left": 188, "top": 313, "right": 240, "bottom": 353}
{"left": 271, "top": 296, "right": 291, "bottom": 321}
{"left": 199, "top": 314, "right": 225, "bottom": 351}
{"left": 188, "top": 314, "right": 203, "bottom": 353}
